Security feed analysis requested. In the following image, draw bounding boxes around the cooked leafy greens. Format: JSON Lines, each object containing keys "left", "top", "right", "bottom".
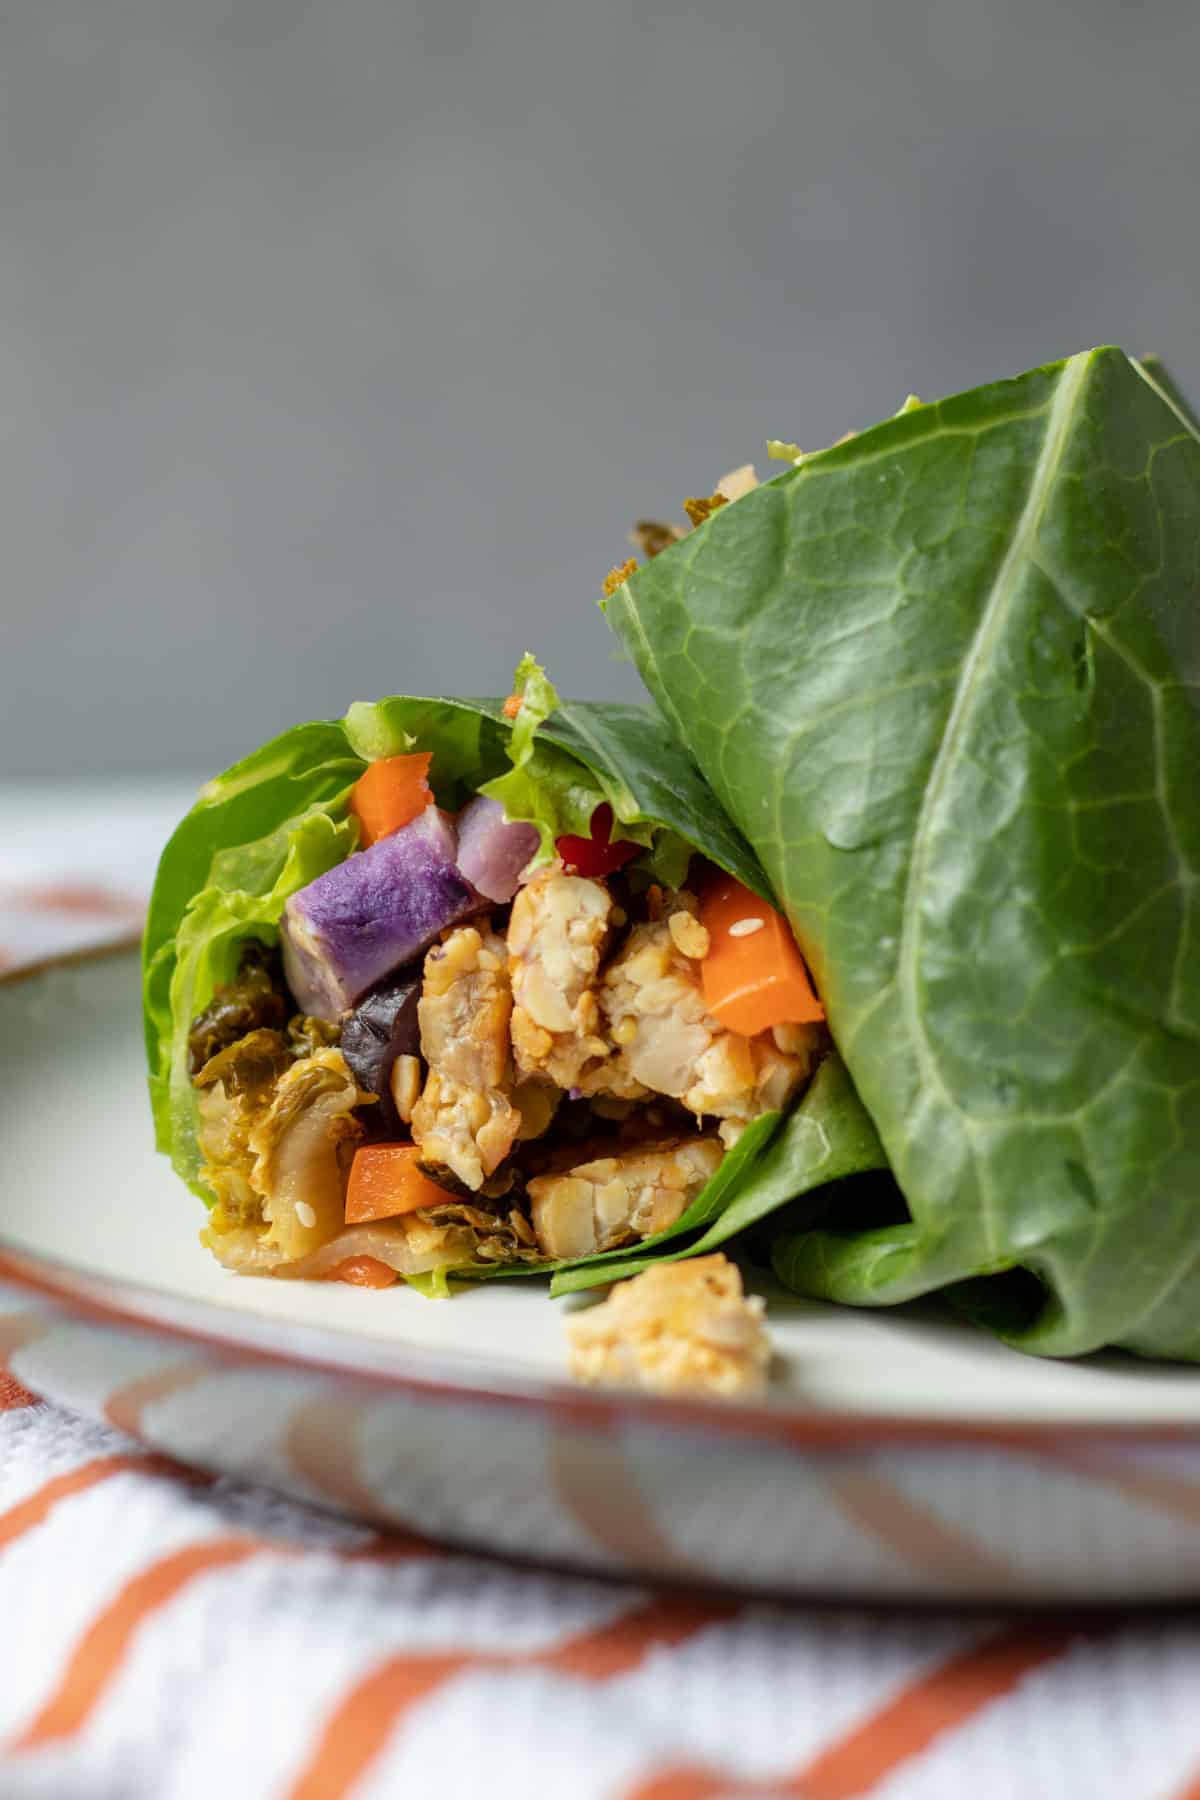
{"left": 604, "top": 345, "right": 1200, "bottom": 1361}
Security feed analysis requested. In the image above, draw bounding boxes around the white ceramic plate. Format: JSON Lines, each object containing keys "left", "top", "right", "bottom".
{"left": 3, "top": 943, "right": 1200, "bottom": 1604}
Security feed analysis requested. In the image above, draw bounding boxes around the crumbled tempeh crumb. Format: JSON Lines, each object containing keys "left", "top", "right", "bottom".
{"left": 631, "top": 519, "right": 685, "bottom": 559}
{"left": 630, "top": 470, "right": 754, "bottom": 564}
{"left": 529, "top": 1137, "right": 721, "bottom": 1261}
{"left": 603, "top": 558, "right": 638, "bottom": 597}
{"left": 714, "top": 463, "right": 758, "bottom": 501}
{"left": 411, "top": 925, "right": 520, "bottom": 1191}
{"left": 508, "top": 869, "right": 615, "bottom": 1091}
{"left": 565, "top": 1254, "right": 771, "bottom": 1397}
{"left": 683, "top": 493, "right": 728, "bottom": 528}
{"left": 578, "top": 889, "right": 815, "bottom": 1145}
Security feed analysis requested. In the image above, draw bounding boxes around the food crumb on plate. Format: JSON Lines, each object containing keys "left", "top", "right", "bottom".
{"left": 564, "top": 1253, "right": 771, "bottom": 1398}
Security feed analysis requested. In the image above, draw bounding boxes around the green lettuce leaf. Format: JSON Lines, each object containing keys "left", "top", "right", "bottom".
{"left": 143, "top": 720, "right": 364, "bottom": 1077}
{"left": 143, "top": 719, "right": 367, "bottom": 1190}
{"left": 404, "top": 1268, "right": 455, "bottom": 1299}
{"left": 477, "top": 655, "right": 637, "bottom": 871}
{"left": 152, "top": 805, "right": 358, "bottom": 1194}
{"left": 604, "top": 345, "right": 1200, "bottom": 1360}
{"left": 478, "top": 653, "right": 737, "bottom": 888}
{"left": 343, "top": 663, "right": 766, "bottom": 895}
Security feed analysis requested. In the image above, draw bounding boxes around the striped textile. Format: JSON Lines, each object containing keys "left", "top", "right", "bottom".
{"left": 1, "top": 1390, "right": 1200, "bottom": 1798}
{"left": 3, "top": 787, "right": 1200, "bottom": 1797}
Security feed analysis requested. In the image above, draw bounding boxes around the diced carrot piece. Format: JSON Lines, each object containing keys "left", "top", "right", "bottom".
{"left": 350, "top": 753, "right": 433, "bottom": 847}
{"left": 345, "top": 1143, "right": 449, "bottom": 1224}
{"left": 325, "top": 1255, "right": 397, "bottom": 1289}
{"left": 699, "top": 874, "right": 825, "bottom": 1036}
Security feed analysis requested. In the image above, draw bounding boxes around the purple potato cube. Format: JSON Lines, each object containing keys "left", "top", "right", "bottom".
{"left": 455, "top": 796, "right": 540, "bottom": 903}
{"left": 281, "top": 807, "right": 482, "bottom": 1018}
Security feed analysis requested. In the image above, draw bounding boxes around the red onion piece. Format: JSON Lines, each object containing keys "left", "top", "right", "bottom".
{"left": 455, "top": 796, "right": 540, "bottom": 903}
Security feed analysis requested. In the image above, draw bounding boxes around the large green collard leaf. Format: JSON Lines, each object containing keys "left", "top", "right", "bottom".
{"left": 1139, "top": 354, "right": 1200, "bottom": 439}
{"left": 605, "top": 346, "right": 1200, "bottom": 1359}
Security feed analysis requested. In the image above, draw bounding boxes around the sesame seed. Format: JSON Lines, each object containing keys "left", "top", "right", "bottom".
{"left": 728, "top": 917, "right": 764, "bottom": 938}
{"left": 295, "top": 1201, "right": 317, "bottom": 1229}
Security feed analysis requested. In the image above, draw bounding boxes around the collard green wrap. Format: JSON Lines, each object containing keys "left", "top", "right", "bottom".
{"left": 142, "top": 665, "right": 885, "bottom": 1283}
{"left": 604, "top": 346, "right": 1200, "bottom": 1360}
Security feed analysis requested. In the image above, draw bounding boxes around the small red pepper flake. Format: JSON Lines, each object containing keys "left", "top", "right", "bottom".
{"left": 556, "top": 803, "right": 641, "bottom": 878}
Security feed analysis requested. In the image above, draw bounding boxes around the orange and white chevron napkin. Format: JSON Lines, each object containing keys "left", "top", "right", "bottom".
{"left": 3, "top": 1378, "right": 1200, "bottom": 1799}
{"left": 3, "top": 785, "right": 1200, "bottom": 1800}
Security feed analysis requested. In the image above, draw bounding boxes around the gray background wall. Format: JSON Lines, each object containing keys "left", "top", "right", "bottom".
{"left": 2, "top": 0, "right": 1197, "bottom": 778}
